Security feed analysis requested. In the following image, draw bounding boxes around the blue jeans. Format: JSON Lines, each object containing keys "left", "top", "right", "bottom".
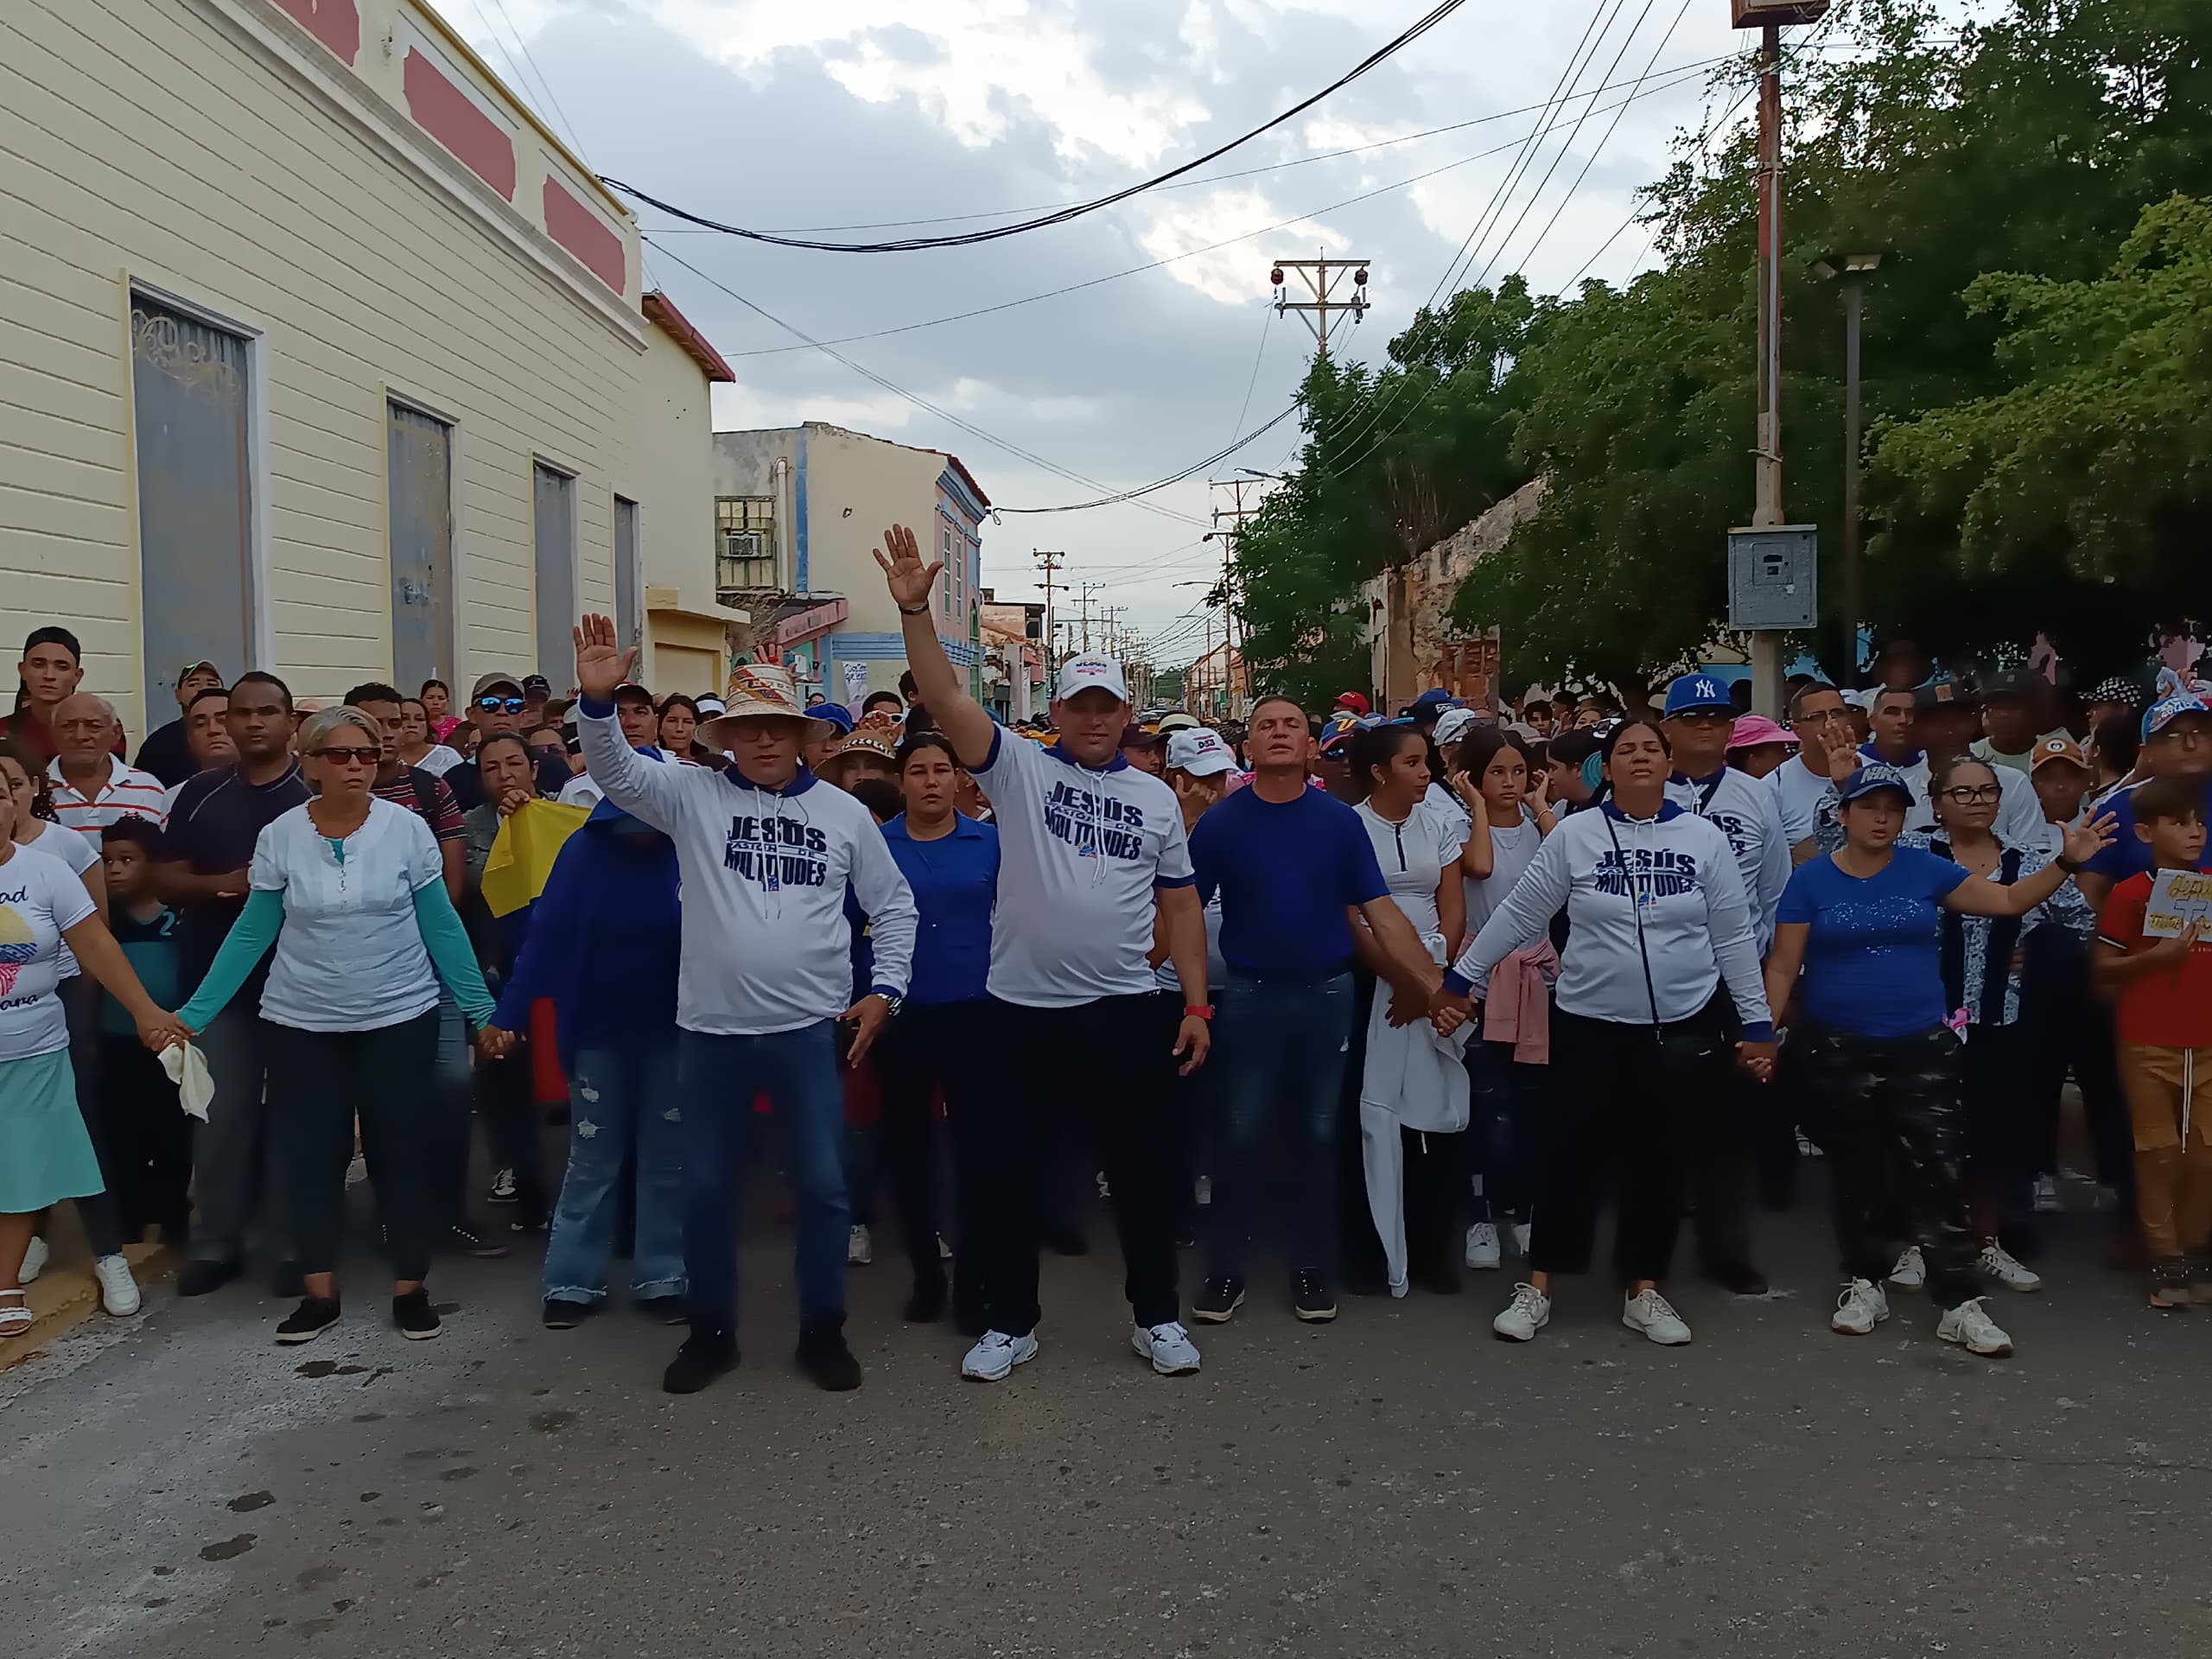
{"left": 1208, "top": 969, "right": 1356, "bottom": 1281}
{"left": 676, "top": 1022, "right": 847, "bottom": 1339}
{"left": 1467, "top": 1038, "right": 1535, "bottom": 1223}
{"left": 543, "top": 1042, "right": 687, "bottom": 1305}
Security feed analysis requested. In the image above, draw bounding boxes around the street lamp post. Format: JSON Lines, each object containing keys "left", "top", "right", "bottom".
{"left": 1813, "top": 251, "right": 1885, "bottom": 686}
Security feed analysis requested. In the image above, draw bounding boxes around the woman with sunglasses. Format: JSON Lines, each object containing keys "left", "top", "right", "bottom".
{"left": 1762, "top": 763, "right": 2113, "bottom": 1358}
{"left": 1897, "top": 755, "right": 2094, "bottom": 1295}
{"left": 173, "top": 708, "right": 503, "bottom": 1345}
{"left": 1433, "top": 719, "right": 1776, "bottom": 1348}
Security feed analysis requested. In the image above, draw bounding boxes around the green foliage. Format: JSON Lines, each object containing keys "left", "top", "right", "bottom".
{"left": 1234, "top": 0, "right": 2212, "bottom": 690}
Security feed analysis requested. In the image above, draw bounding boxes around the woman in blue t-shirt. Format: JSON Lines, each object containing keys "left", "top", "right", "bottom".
{"left": 1763, "top": 763, "right": 2113, "bottom": 1359}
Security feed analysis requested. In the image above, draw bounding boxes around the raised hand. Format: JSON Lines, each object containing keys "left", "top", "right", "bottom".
{"left": 572, "top": 613, "right": 638, "bottom": 703}
{"left": 873, "top": 524, "right": 943, "bottom": 613}
{"left": 2062, "top": 810, "right": 2120, "bottom": 868}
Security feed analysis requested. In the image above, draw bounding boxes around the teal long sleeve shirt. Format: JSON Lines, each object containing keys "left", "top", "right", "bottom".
{"left": 177, "top": 882, "right": 495, "bottom": 1033}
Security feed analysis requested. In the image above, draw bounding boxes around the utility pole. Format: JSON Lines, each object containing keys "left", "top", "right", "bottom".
{"left": 1270, "top": 255, "right": 1372, "bottom": 358}
{"left": 1033, "top": 549, "right": 1064, "bottom": 668}
{"left": 1103, "top": 606, "right": 1128, "bottom": 663}
{"left": 1208, "top": 478, "right": 1266, "bottom": 715}
{"left": 1077, "top": 582, "right": 1099, "bottom": 653}
{"left": 1732, "top": 3, "right": 1829, "bottom": 715}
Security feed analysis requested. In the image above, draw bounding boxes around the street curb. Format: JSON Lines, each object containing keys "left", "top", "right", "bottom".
{"left": 1, "top": 1241, "right": 170, "bottom": 1374}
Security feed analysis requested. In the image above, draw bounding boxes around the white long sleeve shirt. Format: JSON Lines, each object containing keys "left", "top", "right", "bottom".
{"left": 1444, "top": 801, "right": 1774, "bottom": 1039}
{"left": 1665, "top": 766, "right": 1793, "bottom": 951}
{"left": 578, "top": 700, "right": 917, "bottom": 1035}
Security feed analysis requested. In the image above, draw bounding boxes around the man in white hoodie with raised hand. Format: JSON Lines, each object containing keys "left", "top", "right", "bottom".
{"left": 571, "top": 615, "right": 918, "bottom": 1399}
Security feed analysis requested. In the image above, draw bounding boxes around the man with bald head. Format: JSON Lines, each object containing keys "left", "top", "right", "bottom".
{"left": 46, "top": 692, "right": 169, "bottom": 841}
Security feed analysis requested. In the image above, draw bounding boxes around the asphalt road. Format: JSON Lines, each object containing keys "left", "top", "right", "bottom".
{"left": 6, "top": 1190, "right": 2212, "bottom": 1659}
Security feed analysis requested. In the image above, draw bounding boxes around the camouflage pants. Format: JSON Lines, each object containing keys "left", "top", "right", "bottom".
{"left": 1796, "top": 1024, "right": 1977, "bottom": 1307}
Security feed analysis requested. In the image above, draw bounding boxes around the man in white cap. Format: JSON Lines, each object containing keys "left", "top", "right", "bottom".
{"left": 878, "top": 524, "right": 1214, "bottom": 1382}
{"left": 570, "top": 618, "right": 918, "bottom": 1397}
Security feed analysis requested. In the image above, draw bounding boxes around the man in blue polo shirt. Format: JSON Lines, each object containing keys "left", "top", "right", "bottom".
{"left": 1189, "top": 694, "right": 1442, "bottom": 1325}
{"left": 2076, "top": 692, "right": 2212, "bottom": 914}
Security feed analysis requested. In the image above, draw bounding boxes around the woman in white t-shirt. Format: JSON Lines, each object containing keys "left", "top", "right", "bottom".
{"left": 395, "top": 697, "right": 464, "bottom": 778}
{"left": 1445, "top": 728, "right": 1558, "bottom": 1272}
{"left": 174, "top": 708, "right": 500, "bottom": 1349}
{"left": 1349, "top": 724, "right": 1471, "bottom": 1296}
{"left": 0, "top": 753, "right": 186, "bottom": 1338}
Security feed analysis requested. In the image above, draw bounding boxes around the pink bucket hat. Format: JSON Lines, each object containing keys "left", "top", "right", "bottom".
{"left": 1727, "top": 714, "right": 1797, "bottom": 752}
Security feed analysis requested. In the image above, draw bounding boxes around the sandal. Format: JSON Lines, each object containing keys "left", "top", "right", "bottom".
{"left": 0, "top": 1289, "right": 30, "bottom": 1339}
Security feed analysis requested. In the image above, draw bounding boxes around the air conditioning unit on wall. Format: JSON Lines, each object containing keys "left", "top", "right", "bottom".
{"left": 1731, "top": 0, "right": 1831, "bottom": 26}
{"left": 721, "top": 531, "right": 765, "bottom": 561}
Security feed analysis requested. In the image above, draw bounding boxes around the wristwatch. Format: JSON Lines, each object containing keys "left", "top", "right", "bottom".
{"left": 880, "top": 994, "right": 906, "bottom": 1018}
{"left": 897, "top": 601, "right": 931, "bottom": 616}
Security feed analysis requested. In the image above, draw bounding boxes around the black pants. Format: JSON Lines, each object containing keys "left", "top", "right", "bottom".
{"left": 968, "top": 994, "right": 1182, "bottom": 1336}
{"left": 1797, "top": 1024, "right": 1977, "bottom": 1306}
{"left": 2020, "top": 926, "right": 2134, "bottom": 1217}
{"left": 95, "top": 1034, "right": 192, "bottom": 1244}
{"left": 267, "top": 1012, "right": 441, "bottom": 1281}
{"left": 1529, "top": 1004, "right": 1730, "bottom": 1283}
{"left": 1688, "top": 1062, "right": 1758, "bottom": 1272}
{"left": 1402, "top": 1124, "right": 1468, "bottom": 1287}
{"left": 474, "top": 1044, "right": 551, "bottom": 1227}
{"left": 1338, "top": 975, "right": 1389, "bottom": 1288}
{"left": 874, "top": 997, "right": 989, "bottom": 1296}
{"left": 1961, "top": 1020, "right": 2033, "bottom": 1240}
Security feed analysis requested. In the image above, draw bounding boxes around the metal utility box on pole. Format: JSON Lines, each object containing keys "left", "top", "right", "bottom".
{"left": 1732, "top": 2, "right": 1827, "bottom": 715}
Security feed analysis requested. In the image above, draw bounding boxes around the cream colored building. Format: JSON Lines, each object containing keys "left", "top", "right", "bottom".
{"left": 3, "top": 0, "right": 732, "bottom": 740}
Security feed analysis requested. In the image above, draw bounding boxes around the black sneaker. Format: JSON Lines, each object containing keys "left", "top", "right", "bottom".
{"left": 270, "top": 1261, "right": 305, "bottom": 1300}
{"left": 635, "top": 1294, "right": 689, "bottom": 1325}
{"left": 904, "top": 1274, "right": 947, "bottom": 1325}
{"left": 444, "top": 1222, "right": 510, "bottom": 1260}
{"left": 392, "top": 1288, "right": 442, "bottom": 1340}
{"left": 1704, "top": 1260, "right": 1770, "bottom": 1297}
{"left": 487, "top": 1167, "right": 518, "bottom": 1205}
{"left": 1292, "top": 1269, "right": 1338, "bottom": 1324}
{"left": 542, "top": 1298, "right": 595, "bottom": 1330}
{"left": 796, "top": 1325, "right": 862, "bottom": 1393}
{"left": 662, "top": 1333, "right": 738, "bottom": 1395}
{"left": 177, "top": 1258, "right": 242, "bottom": 1298}
{"left": 275, "top": 1296, "right": 341, "bottom": 1344}
{"left": 1192, "top": 1275, "right": 1245, "bottom": 1324}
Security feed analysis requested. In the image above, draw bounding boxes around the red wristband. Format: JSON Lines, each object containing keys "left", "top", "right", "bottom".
{"left": 1185, "top": 1005, "right": 1215, "bottom": 1020}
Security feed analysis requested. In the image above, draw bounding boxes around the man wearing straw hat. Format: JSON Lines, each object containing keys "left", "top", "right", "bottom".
{"left": 571, "top": 620, "right": 918, "bottom": 1397}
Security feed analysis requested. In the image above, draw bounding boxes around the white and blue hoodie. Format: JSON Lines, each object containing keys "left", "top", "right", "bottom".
{"left": 1665, "top": 766, "right": 1793, "bottom": 950}
{"left": 1443, "top": 800, "right": 1773, "bottom": 1040}
{"left": 579, "top": 701, "right": 917, "bottom": 1036}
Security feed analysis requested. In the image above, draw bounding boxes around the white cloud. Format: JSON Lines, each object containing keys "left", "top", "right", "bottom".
{"left": 1138, "top": 188, "right": 1347, "bottom": 304}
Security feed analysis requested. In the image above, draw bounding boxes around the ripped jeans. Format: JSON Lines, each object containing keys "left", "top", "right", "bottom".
{"left": 542, "top": 1043, "right": 688, "bottom": 1306}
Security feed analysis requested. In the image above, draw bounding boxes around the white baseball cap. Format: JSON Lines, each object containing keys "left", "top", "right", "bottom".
{"left": 1166, "top": 728, "right": 1236, "bottom": 777}
{"left": 1056, "top": 654, "right": 1129, "bottom": 702}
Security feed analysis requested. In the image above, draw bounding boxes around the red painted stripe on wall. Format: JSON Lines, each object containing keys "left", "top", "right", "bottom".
{"left": 403, "top": 48, "right": 517, "bottom": 200}
{"left": 543, "top": 178, "right": 626, "bottom": 294}
{"left": 270, "top": 0, "right": 360, "bottom": 65}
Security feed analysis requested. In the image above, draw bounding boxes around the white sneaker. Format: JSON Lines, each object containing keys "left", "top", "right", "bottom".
{"left": 1622, "top": 1287, "right": 1692, "bottom": 1345}
{"left": 93, "top": 1254, "right": 141, "bottom": 1317}
{"left": 18, "top": 1235, "right": 48, "bottom": 1284}
{"left": 1509, "top": 1220, "right": 1532, "bottom": 1257}
{"left": 937, "top": 1233, "right": 953, "bottom": 1260}
{"left": 1464, "top": 1222, "right": 1502, "bottom": 1271}
{"left": 1193, "top": 1174, "right": 1211, "bottom": 1207}
{"left": 847, "top": 1224, "right": 872, "bottom": 1266}
{"left": 1977, "top": 1242, "right": 2043, "bottom": 1293}
{"left": 959, "top": 1329, "right": 1039, "bottom": 1382}
{"left": 1887, "top": 1246, "right": 1926, "bottom": 1291}
{"left": 1796, "top": 1131, "right": 1824, "bottom": 1160}
{"left": 1132, "top": 1320, "right": 1201, "bottom": 1375}
{"left": 1492, "top": 1281, "right": 1550, "bottom": 1342}
{"left": 1937, "top": 1295, "right": 2013, "bottom": 1357}
{"left": 2032, "top": 1174, "right": 2062, "bottom": 1213}
{"left": 1831, "top": 1277, "right": 1890, "bottom": 1335}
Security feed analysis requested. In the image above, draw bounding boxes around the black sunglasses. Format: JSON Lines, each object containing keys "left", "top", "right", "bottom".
{"left": 313, "top": 746, "right": 380, "bottom": 766}
{"left": 477, "top": 696, "right": 528, "bottom": 714}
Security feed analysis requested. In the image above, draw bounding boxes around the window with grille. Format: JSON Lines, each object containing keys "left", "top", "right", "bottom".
{"left": 716, "top": 497, "right": 777, "bottom": 590}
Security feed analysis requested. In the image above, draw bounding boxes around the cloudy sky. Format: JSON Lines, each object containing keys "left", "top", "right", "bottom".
{"left": 429, "top": 0, "right": 1775, "bottom": 663}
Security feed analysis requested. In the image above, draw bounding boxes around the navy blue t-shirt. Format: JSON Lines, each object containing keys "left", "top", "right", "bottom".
{"left": 2080, "top": 778, "right": 2212, "bottom": 885}
{"left": 883, "top": 814, "right": 999, "bottom": 1005}
{"left": 1777, "top": 846, "right": 1969, "bottom": 1038}
{"left": 1191, "top": 784, "right": 1388, "bottom": 980}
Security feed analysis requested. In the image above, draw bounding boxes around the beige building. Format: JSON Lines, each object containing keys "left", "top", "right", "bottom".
{"left": 712, "top": 423, "right": 990, "bottom": 709}
{"left": 1361, "top": 478, "right": 1546, "bottom": 712}
{"left": 3, "top": 0, "right": 731, "bottom": 739}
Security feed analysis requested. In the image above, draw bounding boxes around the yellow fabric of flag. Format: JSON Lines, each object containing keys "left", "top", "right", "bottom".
{"left": 480, "top": 798, "right": 591, "bottom": 918}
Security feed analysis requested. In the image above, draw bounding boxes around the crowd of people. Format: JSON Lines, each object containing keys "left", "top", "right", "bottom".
{"left": 1, "top": 567, "right": 2207, "bottom": 1391}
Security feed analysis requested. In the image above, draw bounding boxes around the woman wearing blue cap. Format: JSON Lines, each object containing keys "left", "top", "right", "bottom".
{"left": 1762, "top": 762, "right": 2113, "bottom": 1357}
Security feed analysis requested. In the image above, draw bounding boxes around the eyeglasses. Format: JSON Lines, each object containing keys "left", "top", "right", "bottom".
{"left": 1792, "top": 708, "right": 1854, "bottom": 726}
{"left": 477, "top": 696, "right": 527, "bottom": 714}
{"left": 1939, "top": 784, "right": 2004, "bottom": 804}
{"left": 312, "top": 746, "right": 380, "bottom": 766}
{"left": 2151, "top": 724, "right": 2209, "bottom": 745}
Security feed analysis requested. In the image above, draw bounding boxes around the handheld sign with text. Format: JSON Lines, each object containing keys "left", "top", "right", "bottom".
{"left": 2142, "top": 868, "right": 2212, "bottom": 940}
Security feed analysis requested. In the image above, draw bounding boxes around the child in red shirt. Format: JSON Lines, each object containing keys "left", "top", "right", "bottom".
{"left": 2094, "top": 778, "right": 2212, "bottom": 1307}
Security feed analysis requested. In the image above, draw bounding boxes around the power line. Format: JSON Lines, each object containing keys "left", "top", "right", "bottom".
{"left": 598, "top": 2, "right": 1473, "bottom": 252}
{"left": 710, "top": 57, "right": 1722, "bottom": 360}
{"left": 478, "top": 0, "right": 592, "bottom": 166}
{"left": 1227, "top": 304, "right": 1275, "bottom": 451}
{"left": 636, "top": 55, "right": 1736, "bottom": 238}
{"left": 996, "top": 407, "right": 1297, "bottom": 516}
